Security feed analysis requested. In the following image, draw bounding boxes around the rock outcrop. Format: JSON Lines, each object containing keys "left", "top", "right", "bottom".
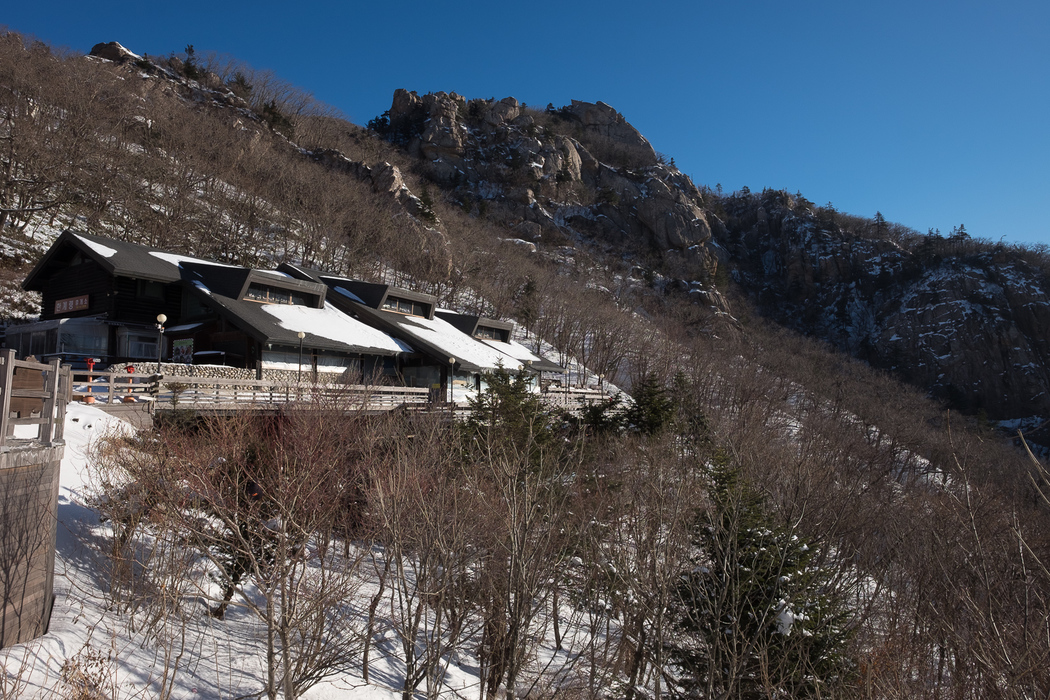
{"left": 560, "top": 100, "right": 655, "bottom": 159}
{"left": 719, "top": 189, "right": 1050, "bottom": 420}
{"left": 89, "top": 41, "right": 140, "bottom": 63}
{"left": 376, "top": 90, "right": 721, "bottom": 283}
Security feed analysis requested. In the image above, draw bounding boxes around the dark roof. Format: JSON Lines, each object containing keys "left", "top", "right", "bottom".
{"left": 276, "top": 264, "right": 437, "bottom": 320}
{"left": 180, "top": 265, "right": 401, "bottom": 356}
{"left": 24, "top": 232, "right": 402, "bottom": 356}
{"left": 435, "top": 311, "right": 514, "bottom": 338}
{"left": 23, "top": 230, "right": 231, "bottom": 290}
{"left": 317, "top": 274, "right": 563, "bottom": 373}
{"left": 435, "top": 311, "right": 562, "bottom": 373}
{"left": 183, "top": 263, "right": 326, "bottom": 307}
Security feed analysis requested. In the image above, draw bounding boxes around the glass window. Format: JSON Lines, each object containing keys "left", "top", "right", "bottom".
{"left": 245, "top": 283, "right": 313, "bottom": 306}
{"left": 30, "top": 331, "right": 47, "bottom": 356}
{"left": 127, "top": 335, "right": 158, "bottom": 359}
{"left": 60, "top": 327, "right": 108, "bottom": 354}
{"left": 382, "top": 295, "right": 427, "bottom": 316}
{"left": 475, "top": 326, "right": 506, "bottom": 341}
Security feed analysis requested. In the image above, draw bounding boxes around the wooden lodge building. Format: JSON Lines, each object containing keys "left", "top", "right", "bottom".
{"left": 10, "top": 232, "right": 562, "bottom": 396}
{"left": 277, "top": 264, "right": 561, "bottom": 399}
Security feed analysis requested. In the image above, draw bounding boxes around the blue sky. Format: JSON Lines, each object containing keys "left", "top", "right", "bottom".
{"left": 5, "top": 1, "right": 1048, "bottom": 244}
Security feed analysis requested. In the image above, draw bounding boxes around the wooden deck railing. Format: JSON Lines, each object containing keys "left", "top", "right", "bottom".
{"left": 0, "top": 349, "right": 69, "bottom": 449}
{"left": 69, "top": 369, "right": 155, "bottom": 405}
{"left": 540, "top": 386, "right": 607, "bottom": 409}
{"left": 68, "top": 370, "right": 431, "bottom": 412}
{"left": 154, "top": 376, "right": 431, "bottom": 411}
{"left": 65, "top": 368, "right": 607, "bottom": 416}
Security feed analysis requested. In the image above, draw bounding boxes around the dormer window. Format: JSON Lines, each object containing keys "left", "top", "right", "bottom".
{"left": 245, "top": 283, "right": 316, "bottom": 306}
{"left": 382, "top": 295, "right": 428, "bottom": 316}
{"left": 475, "top": 325, "right": 508, "bottom": 342}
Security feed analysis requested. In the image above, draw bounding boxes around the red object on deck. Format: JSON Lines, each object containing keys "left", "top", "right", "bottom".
{"left": 126, "top": 365, "right": 135, "bottom": 373}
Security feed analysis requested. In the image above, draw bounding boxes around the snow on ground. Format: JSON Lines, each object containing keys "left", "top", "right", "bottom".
{"left": 0, "top": 404, "right": 589, "bottom": 699}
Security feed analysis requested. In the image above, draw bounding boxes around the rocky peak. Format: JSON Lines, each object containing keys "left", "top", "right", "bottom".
{"left": 561, "top": 100, "right": 655, "bottom": 159}
{"left": 88, "top": 41, "right": 141, "bottom": 63}
{"left": 374, "top": 90, "right": 722, "bottom": 293}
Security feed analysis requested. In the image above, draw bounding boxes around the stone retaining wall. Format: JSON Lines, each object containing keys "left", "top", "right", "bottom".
{"left": 105, "top": 363, "right": 348, "bottom": 384}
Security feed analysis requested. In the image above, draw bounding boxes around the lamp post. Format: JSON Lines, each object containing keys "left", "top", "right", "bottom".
{"left": 297, "top": 331, "right": 306, "bottom": 383}
{"left": 448, "top": 357, "right": 455, "bottom": 407}
{"left": 155, "top": 314, "right": 167, "bottom": 374}
{"left": 598, "top": 373, "right": 605, "bottom": 400}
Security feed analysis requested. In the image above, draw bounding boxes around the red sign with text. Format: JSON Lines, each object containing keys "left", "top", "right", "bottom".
{"left": 54, "top": 295, "right": 89, "bottom": 314}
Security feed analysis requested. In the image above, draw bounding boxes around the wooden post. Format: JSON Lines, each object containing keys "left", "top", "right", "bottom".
{"left": 41, "top": 359, "right": 61, "bottom": 446}
{"left": 0, "top": 348, "right": 13, "bottom": 443}
{"left": 53, "top": 364, "right": 69, "bottom": 445}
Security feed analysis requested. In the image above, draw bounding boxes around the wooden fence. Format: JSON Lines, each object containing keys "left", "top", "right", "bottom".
{"left": 0, "top": 349, "right": 69, "bottom": 449}
{"left": 155, "top": 376, "right": 431, "bottom": 411}
{"left": 541, "top": 386, "right": 608, "bottom": 409}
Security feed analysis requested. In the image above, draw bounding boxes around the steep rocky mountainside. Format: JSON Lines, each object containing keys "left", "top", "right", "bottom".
{"left": 371, "top": 90, "right": 723, "bottom": 294}
{"left": 712, "top": 188, "right": 1050, "bottom": 421}
{"left": 368, "top": 90, "right": 1050, "bottom": 424}
{"left": 8, "top": 36, "right": 1050, "bottom": 697}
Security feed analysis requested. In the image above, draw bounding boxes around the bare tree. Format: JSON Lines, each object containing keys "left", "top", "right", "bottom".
{"left": 368, "top": 412, "right": 484, "bottom": 700}
{"left": 87, "top": 401, "right": 375, "bottom": 700}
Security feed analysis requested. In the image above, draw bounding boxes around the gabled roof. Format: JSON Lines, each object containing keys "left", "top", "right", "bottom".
{"left": 278, "top": 264, "right": 438, "bottom": 320}
{"left": 479, "top": 338, "right": 564, "bottom": 373}
{"left": 183, "top": 263, "right": 326, "bottom": 307}
{"left": 181, "top": 263, "right": 403, "bottom": 356}
{"left": 435, "top": 310, "right": 563, "bottom": 374}
{"left": 22, "top": 230, "right": 236, "bottom": 290}
{"left": 301, "top": 273, "right": 508, "bottom": 372}
{"left": 435, "top": 311, "right": 513, "bottom": 338}
{"left": 25, "top": 232, "right": 404, "bottom": 357}
{"left": 279, "top": 264, "right": 565, "bottom": 373}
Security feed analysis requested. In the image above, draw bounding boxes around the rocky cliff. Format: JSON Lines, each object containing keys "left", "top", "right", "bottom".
{"left": 717, "top": 188, "right": 1050, "bottom": 421}
{"left": 371, "top": 90, "right": 720, "bottom": 281}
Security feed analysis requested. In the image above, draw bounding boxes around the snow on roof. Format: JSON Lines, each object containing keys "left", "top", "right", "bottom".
{"left": 393, "top": 314, "right": 523, "bottom": 371}
{"left": 333, "top": 286, "right": 366, "bottom": 304}
{"left": 74, "top": 233, "right": 117, "bottom": 258}
{"left": 164, "top": 323, "right": 202, "bottom": 333}
{"left": 261, "top": 301, "right": 406, "bottom": 354}
{"left": 480, "top": 338, "right": 545, "bottom": 364}
{"left": 149, "top": 251, "right": 240, "bottom": 270}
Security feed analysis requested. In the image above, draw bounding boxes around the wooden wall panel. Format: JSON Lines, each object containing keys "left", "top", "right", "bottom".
{"left": 0, "top": 455, "right": 60, "bottom": 649}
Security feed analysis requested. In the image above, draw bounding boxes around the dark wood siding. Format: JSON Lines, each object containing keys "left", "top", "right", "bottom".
{"left": 112, "top": 276, "right": 182, "bottom": 326}
{"left": 39, "top": 260, "right": 114, "bottom": 320}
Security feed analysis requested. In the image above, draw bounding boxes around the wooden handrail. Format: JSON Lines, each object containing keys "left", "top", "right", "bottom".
{"left": 0, "top": 349, "right": 70, "bottom": 448}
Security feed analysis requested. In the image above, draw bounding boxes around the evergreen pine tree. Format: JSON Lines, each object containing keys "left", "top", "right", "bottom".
{"left": 623, "top": 374, "right": 675, "bottom": 436}
{"left": 873, "top": 211, "right": 887, "bottom": 237}
{"left": 463, "top": 366, "right": 554, "bottom": 464}
{"left": 672, "top": 458, "right": 855, "bottom": 698}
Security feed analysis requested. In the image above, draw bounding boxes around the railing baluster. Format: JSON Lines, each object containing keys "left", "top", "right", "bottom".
{"left": 53, "top": 364, "right": 70, "bottom": 444}
{"left": 41, "top": 359, "right": 60, "bottom": 445}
